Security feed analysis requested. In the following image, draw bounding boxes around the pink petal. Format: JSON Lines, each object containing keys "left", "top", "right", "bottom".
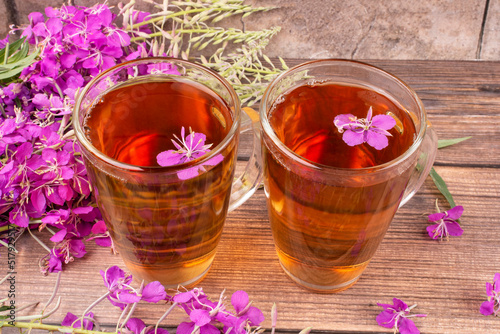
{"left": 95, "top": 237, "right": 112, "bottom": 247}
{"left": 173, "top": 291, "right": 194, "bottom": 303}
{"left": 30, "top": 189, "right": 46, "bottom": 213}
{"left": 366, "top": 130, "right": 389, "bottom": 150}
{"left": 177, "top": 322, "right": 195, "bottom": 334}
{"left": 342, "top": 130, "right": 365, "bottom": 146}
{"left": 204, "top": 154, "right": 224, "bottom": 166}
{"left": 200, "top": 324, "right": 220, "bottom": 334}
{"left": 245, "top": 306, "right": 265, "bottom": 326}
{"left": 157, "top": 150, "right": 183, "bottom": 167}
{"left": 398, "top": 317, "right": 420, "bottom": 334}
{"left": 366, "top": 106, "right": 373, "bottom": 121}
{"left": 428, "top": 212, "right": 445, "bottom": 222}
{"left": 231, "top": 290, "right": 249, "bottom": 313}
{"left": 126, "top": 318, "right": 146, "bottom": 334}
{"left": 446, "top": 205, "right": 464, "bottom": 220}
{"left": 480, "top": 300, "right": 494, "bottom": 316}
{"left": 91, "top": 220, "right": 107, "bottom": 234}
{"left": 376, "top": 310, "right": 396, "bottom": 328}
{"left": 485, "top": 282, "right": 493, "bottom": 296}
{"left": 392, "top": 298, "right": 409, "bottom": 312}
{"left": 190, "top": 309, "right": 211, "bottom": 327}
{"left": 334, "top": 113, "right": 356, "bottom": 129}
{"left": 444, "top": 221, "right": 463, "bottom": 237}
{"left": 50, "top": 229, "right": 67, "bottom": 242}
{"left": 177, "top": 166, "right": 199, "bottom": 180}
{"left": 61, "top": 312, "right": 78, "bottom": 327}
{"left": 118, "top": 291, "right": 141, "bottom": 304}
{"left": 426, "top": 224, "right": 441, "bottom": 239}
{"left": 372, "top": 114, "right": 397, "bottom": 130}
{"left": 142, "top": 281, "right": 167, "bottom": 303}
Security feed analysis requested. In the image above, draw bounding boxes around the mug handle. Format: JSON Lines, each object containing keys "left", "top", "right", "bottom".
{"left": 399, "top": 122, "right": 438, "bottom": 207}
{"left": 228, "top": 107, "right": 263, "bottom": 212}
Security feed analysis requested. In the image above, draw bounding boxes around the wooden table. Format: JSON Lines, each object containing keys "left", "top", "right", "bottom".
{"left": 7, "top": 60, "right": 500, "bottom": 333}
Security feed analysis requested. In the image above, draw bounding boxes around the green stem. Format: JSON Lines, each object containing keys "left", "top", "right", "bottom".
{"left": 0, "top": 321, "right": 114, "bottom": 334}
{"left": 0, "top": 224, "right": 14, "bottom": 233}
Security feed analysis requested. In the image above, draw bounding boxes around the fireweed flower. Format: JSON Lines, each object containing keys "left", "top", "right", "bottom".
{"left": 0, "top": 2, "right": 156, "bottom": 272}
{"left": 334, "top": 106, "right": 396, "bottom": 150}
{"left": 480, "top": 273, "right": 500, "bottom": 317}
{"left": 100, "top": 266, "right": 167, "bottom": 309}
{"left": 376, "top": 298, "right": 427, "bottom": 334}
{"left": 426, "top": 203, "right": 464, "bottom": 241}
{"left": 174, "top": 288, "right": 264, "bottom": 334}
{"left": 125, "top": 318, "right": 169, "bottom": 334}
{"left": 156, "top": 127, "right": 224, "bottom": 180}
{"left": 61, "top": 311, "right": 94, "bottom": 330}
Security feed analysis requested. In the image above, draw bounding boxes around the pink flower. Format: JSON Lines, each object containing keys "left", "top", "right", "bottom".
{"left": 334, "top": 106, "right": 396, "bottom": 150}
{"left": 376, "top": 298, "right": 426, "bottom": 334}
{"left": 426, "top": 204, "right": 464, "bottom": 240}
{"left": 61, "top": 312, "right": 94, "bottom": 330}
{"left": 480, "top": 273, "right": 500, "bottom": 317}
{"left": 156, "top": 127, "right": 223, "bottom": 180}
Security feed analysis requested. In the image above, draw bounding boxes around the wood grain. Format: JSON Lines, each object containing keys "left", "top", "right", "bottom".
{"left": 4, "top": 60, "right": 500, "bottom": 334}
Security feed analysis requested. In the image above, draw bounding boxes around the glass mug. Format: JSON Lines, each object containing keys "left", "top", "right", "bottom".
{"left": 260, "top": 59, "right": 438, "bottom": 293}
{"left": 73, "top": 58, "right": 262, "bottom": 287}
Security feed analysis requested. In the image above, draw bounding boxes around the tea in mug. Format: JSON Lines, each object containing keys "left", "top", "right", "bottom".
{"left": 83, "top": 78, "right": 236, "bottom": 286}
{"left": 263, "top": 82, "right": 416, "bottom": 291}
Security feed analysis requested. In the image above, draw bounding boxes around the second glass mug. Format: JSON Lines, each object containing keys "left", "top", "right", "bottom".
{"left": 73, "top": 57, "right": 262, "bottom": 287}
{"left": 260, "top": 59, "right": 438, "bottom": 293}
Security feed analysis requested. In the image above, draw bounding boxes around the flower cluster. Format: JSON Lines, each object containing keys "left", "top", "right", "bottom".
{"left": 334, "top": 106, "right": 396, "bottom": 150}
{"left": 480, "top": 273, "right": 500, "bottom": 317}
{"left": 0, "top": 3, "right": 162, "bottom": 273}
{"left": 61, "top": 265, "right": 265, "bottom": 334}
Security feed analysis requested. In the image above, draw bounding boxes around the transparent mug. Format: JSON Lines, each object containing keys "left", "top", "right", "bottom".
{"left": 73, "top": 57, "right": 262, "bottom": 287}
{"left": 260, "top": 59, "right": 438, "bottom": 293}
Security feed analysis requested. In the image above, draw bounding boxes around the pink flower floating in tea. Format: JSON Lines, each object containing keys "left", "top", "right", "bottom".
{"left": 426, "top": 203, "right": 464, "bottom": 241}
{"left": 480, "top": 273, "right": 500, "bottom": 317}
{"left": 334, "top": 106, "right": 396, "bottom": 150}
{"left": 376, "top": 298, "right": 427, "bottom": 334}
{"left": 156, "top": 127, "right": 224, "bottom": 180}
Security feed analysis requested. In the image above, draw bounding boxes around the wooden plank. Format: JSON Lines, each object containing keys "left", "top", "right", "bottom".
{"left": 4, "top": 61, "right": 500, "bottom": 334}
{"left": 10, "top": 166, "right": 500, "bottom": 333}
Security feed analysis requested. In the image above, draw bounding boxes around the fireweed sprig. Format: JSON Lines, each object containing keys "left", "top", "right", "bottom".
{"left": 124, "top": 0, "right": 287, "bottom": 106}
{"left": 0, "top": 265, "right": 279, "bottom": 334}
{"left": 0, "top": 0, "right": 284, "bottom": 274}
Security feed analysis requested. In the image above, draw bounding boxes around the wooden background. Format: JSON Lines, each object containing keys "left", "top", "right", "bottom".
{"left": 5, "top": 60, "right": 500, "bottom": 333}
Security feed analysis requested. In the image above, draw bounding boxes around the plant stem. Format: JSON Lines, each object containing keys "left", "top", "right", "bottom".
{"left": 0, "top": 321, "right": 114, "bottom": 334}
{"left": 130, "top": 28, "right": 264, "bottom": 42}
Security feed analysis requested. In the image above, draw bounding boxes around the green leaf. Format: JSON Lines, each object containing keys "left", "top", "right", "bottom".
{"left": 0, "top": 37, "right": 26, "bottom": 63}
{"left": 0, "top": 305, "right": 11, "bottom": 312}
{"left": 438, "top": 136, "right": 471, "bottom": 149}
{"left": 0, "top": 48, "right": 39, "bottom": 81}
{"left": 430, "top": 167, "right": 456, "bottom": 208}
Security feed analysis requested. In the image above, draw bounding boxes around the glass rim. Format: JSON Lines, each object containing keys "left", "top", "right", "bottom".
{"left": 259, "top": 58, "right": 427, "bottom": 173}
{"left": 73, "top": 57, "right": 241, "bottom": 172}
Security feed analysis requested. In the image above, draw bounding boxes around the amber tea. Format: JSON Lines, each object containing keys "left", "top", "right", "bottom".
{"left": 263, "top": 82, "right": 417, "bottom": 292}
{"left": 83, "top": 78, "right": 236, "bottom": 287}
